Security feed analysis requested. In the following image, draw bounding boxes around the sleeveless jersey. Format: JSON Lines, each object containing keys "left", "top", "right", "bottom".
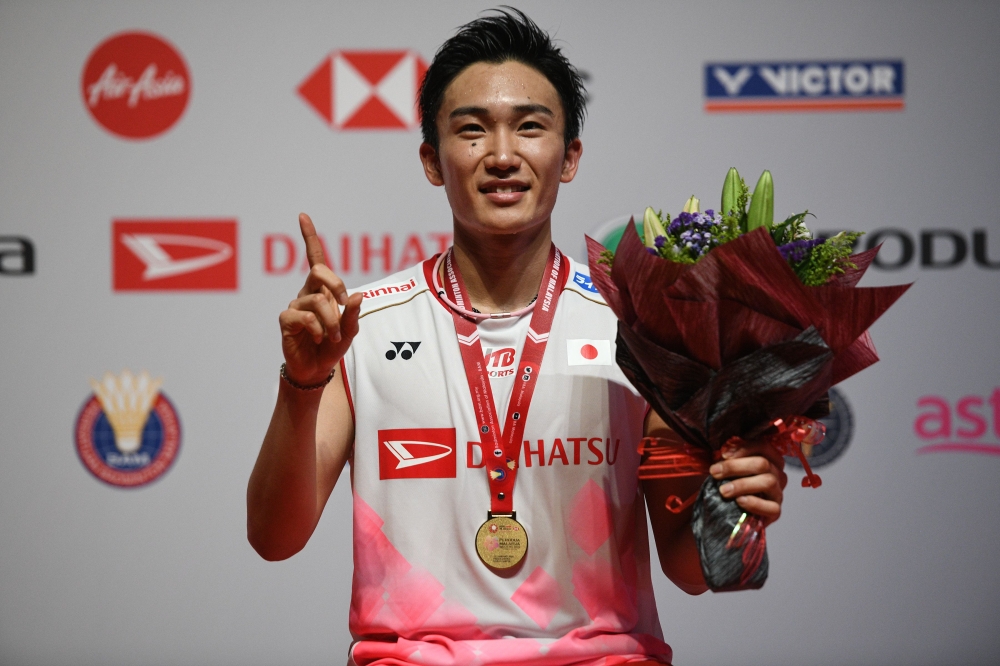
{"left": 341, "top": 253, "right": 672, "bottom": 666}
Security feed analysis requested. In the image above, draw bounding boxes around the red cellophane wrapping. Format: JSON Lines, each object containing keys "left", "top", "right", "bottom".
{"left": 587, "top": 222, "right": 910, "bottom": 590}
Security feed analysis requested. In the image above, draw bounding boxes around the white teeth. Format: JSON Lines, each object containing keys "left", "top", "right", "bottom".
{"left": 497, "top": 187, "right": 513, "bottom": 194}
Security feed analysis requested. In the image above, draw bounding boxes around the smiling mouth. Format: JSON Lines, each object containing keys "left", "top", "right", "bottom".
{"left": 481, "top": 185, "right": 529, "bottom": 194}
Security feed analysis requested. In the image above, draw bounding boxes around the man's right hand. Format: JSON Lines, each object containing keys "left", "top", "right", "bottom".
{"left": 278, "top": 213, "right": 364, "bottom": 386}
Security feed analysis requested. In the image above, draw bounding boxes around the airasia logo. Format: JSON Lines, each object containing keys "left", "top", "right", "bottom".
{"left": 82, "top": 31, "right": 190, "bottom": 139}
{"left": 113, "top": 220, "right": 237, "bottom": 291}
{"left": 914, "top": 390, "right": 1000, "bottom": 456}
{"left": 378, "top": 428, "right": 456, "bottom": 479}
{"left": 298, "top": 50, "right": 427, "bottom": 129}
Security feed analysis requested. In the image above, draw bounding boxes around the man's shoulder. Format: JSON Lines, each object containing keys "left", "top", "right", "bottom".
{"left": 349, "top": 260, "right": 433, "bottom": 319}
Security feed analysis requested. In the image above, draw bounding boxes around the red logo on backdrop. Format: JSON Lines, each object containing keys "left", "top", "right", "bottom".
{"left": 82, "top": 31, "right": 190, "bottom": 139}
{"left": 113, "top": 220, "right": 238, "bottom": 291}
{"left": 378, "top": 428, "right": 456, "bottom": 479}
{"left": 914, "top": 389, "right": 1000, "bottom": 456}
{"left": 298, "top": 50, "right": 427, "bottom": 129}
{"left": 263, "top": 231, "right": 451, "bottom": 278}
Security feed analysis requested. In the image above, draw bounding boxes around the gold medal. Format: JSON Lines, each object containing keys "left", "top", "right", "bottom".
{"left": 475, "top": 513, "right": 528, "bottom": 570}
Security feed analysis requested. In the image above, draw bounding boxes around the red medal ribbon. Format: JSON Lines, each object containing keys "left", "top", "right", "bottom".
{"left": 439, "top": 245, "right": 567, "bottom": 515}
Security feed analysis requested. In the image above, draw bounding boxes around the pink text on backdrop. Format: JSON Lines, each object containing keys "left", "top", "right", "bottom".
{"left": 914, "top": 389, "right": 1000, "bottom": 456}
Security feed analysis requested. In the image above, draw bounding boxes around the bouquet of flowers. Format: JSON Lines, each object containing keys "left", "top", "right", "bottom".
{"left": 587, "top": 168, "right": 910, "bottom": 591}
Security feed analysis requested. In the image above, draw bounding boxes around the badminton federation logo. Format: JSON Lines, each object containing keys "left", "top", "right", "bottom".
{"left": 74, "top": 370, "right": 181, "bottom": 487}
{"left": 298, "top": 50, "right": 428, "bottom": 129}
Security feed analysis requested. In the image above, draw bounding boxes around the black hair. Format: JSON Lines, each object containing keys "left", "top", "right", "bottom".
{"left": 419, "top": 7, "right": 587, "bottom": 149}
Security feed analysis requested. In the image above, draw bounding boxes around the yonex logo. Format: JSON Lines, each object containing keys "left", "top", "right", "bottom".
{"left": 705, "top": 60, "right": 904, "bottom": 113}
{"left": 385, "top": 341, "right": 420, "bottom": 360}
{"left": 378, "top": 428, "right": 456, "bottom": 479}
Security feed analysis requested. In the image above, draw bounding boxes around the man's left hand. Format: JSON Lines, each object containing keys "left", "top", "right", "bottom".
{"left": 708, "top": 440, "right": 788, "bottom": 527}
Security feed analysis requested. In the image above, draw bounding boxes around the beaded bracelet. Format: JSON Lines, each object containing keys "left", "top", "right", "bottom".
{"left": 279, "top": 363, "right": 336, "bottom": 391}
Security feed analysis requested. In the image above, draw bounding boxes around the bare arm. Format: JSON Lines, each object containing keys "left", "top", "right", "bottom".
{"left": 247, "top": 213, "right": 363, "bottom": 561}
{"left": 643, "top": 411, "right": 788, "bottom": 595}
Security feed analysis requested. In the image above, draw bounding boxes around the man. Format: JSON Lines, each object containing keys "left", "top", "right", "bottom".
{"left": 248, "top": 9, "right": 786, "bottom": 665}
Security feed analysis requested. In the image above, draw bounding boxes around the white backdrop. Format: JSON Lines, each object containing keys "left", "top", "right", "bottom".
{"left": 1, "top": 1, "right": 999, "bottom": 665}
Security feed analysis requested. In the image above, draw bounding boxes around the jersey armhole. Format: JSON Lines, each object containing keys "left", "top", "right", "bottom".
{"left": 340, "top": 357, "right": 355, "bottom": 424}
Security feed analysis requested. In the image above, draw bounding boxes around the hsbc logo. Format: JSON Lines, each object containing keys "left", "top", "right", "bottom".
{"left": 378, "top": 428, "right": 456, "bottom": 479}
{"left": 113, "top": 220, "right": 238, "bottom": 291}
{"left": 298, "top": 50, "right": 428, "bottom": 129}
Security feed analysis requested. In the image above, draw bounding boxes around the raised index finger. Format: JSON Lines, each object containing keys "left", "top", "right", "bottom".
{"left": 299, "top": 213, "right": 328, "bottom": 268}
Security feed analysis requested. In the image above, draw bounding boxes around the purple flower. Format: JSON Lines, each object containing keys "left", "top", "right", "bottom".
{"left": 655, "top": 235, "right": 667, "bottom": 248}
{"left": 777, "top": 238, "right": 825, "bottom": 264}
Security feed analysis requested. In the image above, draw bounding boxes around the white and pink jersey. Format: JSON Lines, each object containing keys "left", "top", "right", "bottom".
{"left": 341, "top": 252, "right": 671, "bottom": 665}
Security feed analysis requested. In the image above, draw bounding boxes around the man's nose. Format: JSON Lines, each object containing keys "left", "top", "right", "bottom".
{"left": 485, "top": 128, "right": 520, "bottom": 172}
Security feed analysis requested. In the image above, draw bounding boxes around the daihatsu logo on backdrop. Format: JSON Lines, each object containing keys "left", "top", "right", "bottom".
{"left": 113, "top": 220, "right": 238, "bottom": 291}
{"left": 298, "top": 50, "right": 428, "bottom": 129}
{"left": 704, "top": 60, "right": 904, "bottom": 113}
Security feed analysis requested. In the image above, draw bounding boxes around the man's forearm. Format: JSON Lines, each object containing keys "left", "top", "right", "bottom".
{"left": 247, "top": 381, "right": 329, "bottom": 561}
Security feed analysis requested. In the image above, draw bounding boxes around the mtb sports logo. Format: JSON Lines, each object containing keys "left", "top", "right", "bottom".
{"left": 75, "top": 370, "right": 181, "bottom": 487}
{"left": 81, "top": 31, "right": 191, "bottom": 139}
{"left": 113, "top": 219, "right": 238, "bottom": 291}
{"left": 298, "top": 50, "right": 428, "bottom": 129}
{"left": 378, "top": 428, "right": 456, "bottom": 479}
{"left": 705, "top": 60, "right": 904, "bottom": 113}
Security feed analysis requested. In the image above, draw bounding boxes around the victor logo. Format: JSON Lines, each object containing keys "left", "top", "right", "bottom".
{"left": 385, "top": 341, "right": 420, "bottom": 360}
{"left": 81, "top": 31, "right": 190, "bottom": 139}
{"left": 704, "top": 60, "right": 904, "bottom": 113}
{"left": 378, "top": 428, "right": 456, "bottom": 479}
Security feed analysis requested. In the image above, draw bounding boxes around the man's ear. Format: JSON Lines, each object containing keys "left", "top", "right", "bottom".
{"left": 560, "top": 138, "right": 583, "bottom": 183}
{"left": 419, "top": 142, "right": 445, "bottom": 187}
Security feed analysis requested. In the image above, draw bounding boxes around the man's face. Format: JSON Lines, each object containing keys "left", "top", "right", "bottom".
{"left": 419, "top": 60, "right": 582, "bottom": 237}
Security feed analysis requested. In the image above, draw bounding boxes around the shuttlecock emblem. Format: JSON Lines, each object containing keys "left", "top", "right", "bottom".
{"left": 89, "top": 370, "right": 162, "bottom": 454}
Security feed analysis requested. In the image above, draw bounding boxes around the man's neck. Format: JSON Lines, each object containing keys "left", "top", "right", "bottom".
{"left": 451, "top": 220, "right": 553, "bottom": 314}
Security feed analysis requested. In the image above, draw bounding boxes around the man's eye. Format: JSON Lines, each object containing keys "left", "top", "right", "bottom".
{"left": 519, "top": 121, "right": 544, "bottom": 132}
{"left": 459, "top": 124, "right": 485, "bottom": 134}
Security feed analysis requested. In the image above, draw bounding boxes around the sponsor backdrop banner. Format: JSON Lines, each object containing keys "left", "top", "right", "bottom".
{"left": 1, "top": 1, "right": 998, "bottom": 665}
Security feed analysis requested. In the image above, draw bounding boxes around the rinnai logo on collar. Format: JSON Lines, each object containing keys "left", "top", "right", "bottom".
{"left": 82, "top": 31, "right": 191, "bottom": 139}
{"left": 705, "top": 60, "right": 904, "bottom": 113}
{"left": 298, "top": 50, "right": 428, "bottom": 130}
{"left": 113, "top": 220, "right": 238, "bottom": 291}
{"left": 567, "top": 339, "right": 612, "bottom": 366}
{"left": 360, "top": 277, "right": 418, "bottom": 299}
{"left": 378, "top": 428, "right": 456, "bottom": 479}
